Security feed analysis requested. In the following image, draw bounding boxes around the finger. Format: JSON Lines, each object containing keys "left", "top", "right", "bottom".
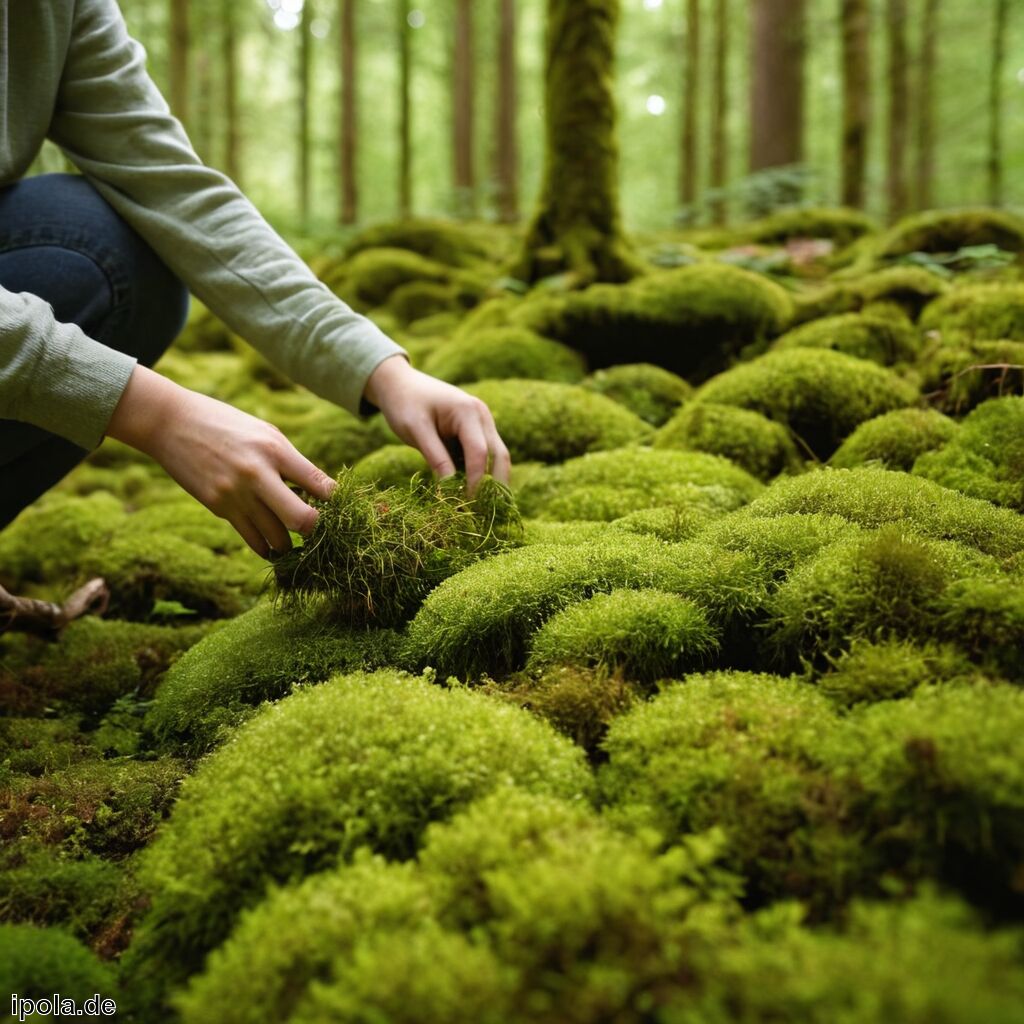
{"left": 227, "top": 513, "right": 271, "bottom": 559}
{"left": 256, "top": 475, "right": 320, "bottom": 536}
{"left": 456, "top": 415, "right": 490, "bottom": 495}
{"left": 244, "top": 496, "right": 293, "bottom": 554}
{"left": 482, "top": 415, "right": 512, "bottom": 485}
{"left": 278, "top": 444, "right": 336, "bottom": 502}
{"left": 410, "top": 421, "right": 458, "bottom": 479}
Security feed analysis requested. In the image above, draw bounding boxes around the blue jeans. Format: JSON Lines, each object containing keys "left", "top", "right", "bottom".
{"left": 0, "top": 174, "right": 189, "bottom": 529}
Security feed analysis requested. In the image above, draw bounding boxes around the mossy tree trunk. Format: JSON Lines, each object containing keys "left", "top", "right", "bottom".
{"left": 494, "top": 0, "right": 520, "bottom": 224}
{"left": 840, "top": 0, "right": 870, "bottom": 209}
{"left": 398, "top": 0, "right": 413, "bottom": 217}
{"left": 885, "top": 0, "right": 909, "bottom": 221}
{"left": 452, "top": 0, "right": 477, "bottom": 219}
{"left": 338, "top": 0, "right": 358, "bottom": 224}
{"left": 914, "top": 0, "right": 939, "bottom": 210}
{"left": 511, "top": 0, "right": 638, "bottom": 286}
{"left": 987, "top": 0, "right": 1008, "bottom": 206}
{"left": 221, "top": 0, "right": 242, "bottom": 186}
{"left": 679, "top": 0, "right": 700, "bottom": 217}
{"left": 298, "top": 0, "right": 313, "bottom": 228}
{"left": 708, "top": 0, "right": 729, "bottom": 224}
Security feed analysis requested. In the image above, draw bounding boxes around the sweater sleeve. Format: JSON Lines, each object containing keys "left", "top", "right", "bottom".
{"left": 46, "top": 0, "right": 405, "bottom": 419}
{"left": 0, "top": 285, "right": 137, "bottom": 451}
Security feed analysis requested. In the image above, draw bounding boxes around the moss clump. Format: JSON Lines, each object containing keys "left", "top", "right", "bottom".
{"left": 130, "top": 672, "right": 590, "bottom": 987}
{"left": 609, "top": 505, "right": 718, "bottom": 543}
{"left": 939, "top": 577, "right": 1024, "bottom": 682}
{"left": 147, "top": 602, "right": 403, "bottom": 757}
{"left": 462, "top": 379, "right": 652, "bottom": 463}
{"left": 350, "top": 443, "right": 431, "bottom": 488}
{"left": 876, "top": 207, "right": 1024, "bottom": 259}
{"left": 912, "top": 396, "right": 1024, "bottom": 509}
{"left": 0, "top": 718, "right": 92, "bottom": 778}
{"left": 340, "top": 217, "right": 508, "bottom": 269}
{"left": 421, "top": 327, "right": 586, "bottom": 386}
{"left": 387, "top": 280, "right": 461, "bottom": 325}
{"left": 773, "top": 312, "right": 920, "bottom": 366}
{"left": 279, "top": 402, "right": 391, "bottom": 477}
{"left": 920, "top": 282, "right": 1024, "bottom": 342}
{"left": 747, "top": 206, "right": 879, "bottom": 247}
{"left": 738, "top": 466, "right": 1024, "bottom": 559}
{"left": 514, "top": 264, "right": 793, "bottom": 381}
{"left": 693, "top": 349, "right": 919, "bottom": 458}
{"left": 527, "top": 589, "right": 719, "bottom": 684}
{"left": 581, "top": 363, "right": 692, "bottom": 426}
{"left": 519, "top": 446, "right": 763, "bottom": 521}
{"left": 655, "top": 403, "right": 803, "bottom": 480}
{"left": 793, "top": 266, "right": 950, "bottom": 324}
{"left": 919, "top": 337, "right": 1024, "bottom": 414}
{"left": 325, "top": 247, "right": 452, "bottom": 309}
{"left": 830, "top": 408, "right": 958, "bottom": 471}
{"left": 272, "top": 470, "right": 520, "bottom": 626}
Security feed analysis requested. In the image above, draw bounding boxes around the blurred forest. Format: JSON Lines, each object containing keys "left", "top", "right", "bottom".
{"left": 35, "top": 0, "right": 1024, "bottom": 236}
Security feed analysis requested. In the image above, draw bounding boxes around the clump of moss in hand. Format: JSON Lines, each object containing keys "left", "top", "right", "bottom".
{"left": 272, "top": 469, "right": 522, "bottom": 626}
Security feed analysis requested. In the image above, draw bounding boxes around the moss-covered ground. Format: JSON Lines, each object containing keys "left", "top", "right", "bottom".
{"left": 2, "top": 207, "right": 1023, "bottom": 1023}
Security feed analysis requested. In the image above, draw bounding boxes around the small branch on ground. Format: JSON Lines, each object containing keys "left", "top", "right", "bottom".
{"left": 0, "top": 578, "right": 110, "bottom": 639}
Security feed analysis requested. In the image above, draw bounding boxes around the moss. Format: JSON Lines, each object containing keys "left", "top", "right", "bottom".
{"left": 693, "top": 349, "right": 919, "bottom": 458}
{"left": 514, "top": 264, "right": 794, "bottom": 381}
{"left": 521, "top": 519, "right": 614, "bottom": 546}
{"left": 147, "top": 601, "right": 403, "bottom": 757}
{"left": 272, "top": 470, "right": 520, "bottom": 626}
{"left": 919, "top": 337, "right": 1024, "bottom": 414}
{"left": 527, "top": 589, "right": 719, "bottom": 685}
{"left": 747, "top": 206, "right": 879, "bottom": 248}
{"left": 387, "top": 280, "right": 461, "bottom": 325}
{"left": 581, "top": 363, "right": 692, "bottom": 426}
{"left": 939, "top": 577, "right": 1024, "bottom": 682}
{"left": 404, "top": 534, "right": 767, "bottom": 679}
{"left": 518, "top": 446, "right": 763, "bottom": 521}
{"left": 830, "top": 408, "right": 958, "bottom": 471}
{"left": 421, "top": 327, "right": 586, "bottom": 385}
{"left": 341, "top": 217, "right": 509, "bottom": 269}
{"left": 130, "top": 672, "right": 590, "bottom": 988}
{"left": 609, "top": 505, "right": 718, "bottom": 543}
{"left": 738, "top": 466, "right": 1024, "bottom": 559}
{"left": 462, "top": 379, "right": 652, "bottom": 463}
{"left": 793, "top": 266, "right": 950, "bottom": 324}
{"left": 281, "top": 403, "right": 391, "bottom": 477}
{"left": 912, "top": 396, "right": 1024, "bottom": 509}
{"left": 876, "top": 207, "right": 1024, "bottom": 258}
{"left": 350, "top": 443, "right": 431, "bottom": 488}
{"left": 920, "top": 282, "right": 1024, "bottom": 343}
{"left": 655, "top": 403, "right": 803, "bottom": 481}
{"left": 0, "top": 718, "right": 92, "bottom": 779}
{"left": 326, "top": 247, "right": 452, "bottom": 310}
{"left": 773, "top": 312, "right": 920, "bottom": 366}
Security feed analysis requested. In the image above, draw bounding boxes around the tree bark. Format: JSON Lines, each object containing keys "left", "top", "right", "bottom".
{"left": 708, "top": 0, "right": 729, "bottom": 224}
{"left": 339, "top": 0, "right": 358, "bottom": 224}
{"left": 398, "top": 0, "right": 412, "bottom": 217}
{"left": 988, "top": 0, "right": 1009, "bottom": 206}
{"left": 298, "top": 0, "right": 313, "bottom": 228}
{"left": 914, "top": 0, "right": 939, "bottom": 210}
{"left": 222, "top": 0, "right": 242, "bottom": 186}
{"left": 680, "top": 0, "right": 700, "bottom": 213}
{"left": 840, "top": 0, "right": 870, "bottom": 209}
{"left": 494, "top": 0, "right": 520, "bottom": 223}
{"left": 0, "top": 579, "right": 109, "bottom": 639}
{"left": 886, "top": 0, "right": 910, "bottom": 221}
{"left": 194, "top": 3, "right": 214, "bottom": 163}
{"left": 169, "top": 0, "right": 190, "bottom": 127}
{"left": 453, "top": 0, "right": 476, "bottom": 218}
{"left": 510, "top": 0, "right": 638, "bottom": 285}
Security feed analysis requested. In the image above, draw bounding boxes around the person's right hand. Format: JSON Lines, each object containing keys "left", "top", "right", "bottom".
{"left": 105, "top": 365, "right": 335, "bottom": 558}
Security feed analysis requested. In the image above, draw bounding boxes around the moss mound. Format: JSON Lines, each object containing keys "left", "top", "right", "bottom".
{"left": 340, "top": 217, "right": 507, "bottom": 269}
{"left": 830, "top": 408, "right": 958, "bottom": 471}
{"left": 325, "top": 246, "right": 452, "bottom": 309}
{"left": 609, "top": 505, "right": 718, "bottom": 543}
{"left": 747, "top": 205, "right": 878, "bottom": 247}
{"left": 876, "top": 207, "right": 1024, "bottom": 258}
{"left": 793, "top": 266, "right": 949, "bottom": 324}
{"left": 920, "top": 282, "right": 1024, "bottom": 342}
{"left": 130, "top": 672, "right": 590, "bottom": 989}
{"left": 693, "top": 349, "right": 919, "bottom": 458}
{"left": 350, "top": 443, "right": 431, "bottom": 488}
{"left": 387, "top": 280, "right": 461, "bottom": 325}
{"left": 654, "top": 402, "right": 803, "bottom": 480}
{"left": 919, "top": 337, "right": 1024, "bottom": 413}
{"left": 526, "top": 589, "right": 719, "bottom": 684}
{"left": 514, "top": 264, "right": 793, "bottom": 381}
{"left": 421, "top": 327, "right": 586, "bottom": 385}
{"left": 581, "top": 363, "right": 692, "bottom": 426}
{"left": 773, "top": 312, "right": 920, "bottom": 365}
{"left": 939, "top": 577, "right": 1024, "bottom": 682}
{"left": 462, "top": 379, "right": 652, "bottom": 463}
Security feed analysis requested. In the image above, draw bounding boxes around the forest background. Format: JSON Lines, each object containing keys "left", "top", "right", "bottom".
{"left": 33, "top": 0, "right": 1024, "bottom": 240}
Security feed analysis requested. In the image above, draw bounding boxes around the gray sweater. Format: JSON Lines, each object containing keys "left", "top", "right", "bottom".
{"left": 0, "top": 0, "right": 404, "bottom": 451}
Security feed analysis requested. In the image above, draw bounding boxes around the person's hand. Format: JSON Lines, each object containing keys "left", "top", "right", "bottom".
{"left": 106, "top": 365, "right": 334, "bottom": 558}
{"left": 363, "top": 355, "right": 512, "bottom": 493}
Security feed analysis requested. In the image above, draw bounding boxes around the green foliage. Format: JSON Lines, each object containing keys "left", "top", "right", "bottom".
{"left": 920, "top": 282, "right": 1024, "bottom": 341}
{"left": 130, "top": 672, "right": 590, "bottom": 988}
{"left": 830, "top": 408, "right": 959, "bottom": 471}
{"left": 876, "top": 208, "right": 1024, "bottom": 259}
{"left": 422, "top": 327, "right": 587, "bottom": 385}
{"left": 609, "top": 505, "right": 718, "bottom": 543}
{"left": 655, "top": 402, "right": 803, "bottom": 480}
{"left": 793, "top": 266, "right": 950, "bottom": 324}
{"left": 773, "top": 312, "right": 920, "bottom": 365}
{"left": 272, "top": 470, "right": 520, "bottom": 626}
{"left": 0, "top": 924, "right": 116, "bottom": 1007}
{"left": 939, "top": 577, "right": 1024, "bottom": 682}
{"left": 350, "top": 443, "right": 431, "bottom": 488}
{"left": 514, "top": 264, "right": 793, "bottom": 381}
{"left": 387, "top": 280, "right": 461, "bottom": 325}
{"left": 581, "top": 363, "right": 692, "bottom": 425}
{"left": 747, "top": 206, "right": 879, "bottom": 248}
{"left": 912, "top": 396, "right": 1024, "bottom": 509}
{"left": 463, "top": 379, "right": 652, "bottom": 462}
{"left": 693, "top": 349, "right": 919, "bottom": 458}
{"left": 324, "top": 246, "right": 452, "bottom": 309}
{"left": 527, "top": 589, "right": 719, "bottom": 684}
{"left": 341, "top": 218, "right": 509, "bottom": 270}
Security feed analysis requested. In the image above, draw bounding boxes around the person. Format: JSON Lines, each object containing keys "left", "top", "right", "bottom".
{"left": 0, "top": 0, "right": 511, "bottom": 572}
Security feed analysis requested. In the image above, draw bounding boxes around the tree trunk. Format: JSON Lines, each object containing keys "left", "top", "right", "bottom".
{"left": 708, "top": 0, "right": 729, "bottom": 224}
{"left": 453, "top": 0, "right": 476, "bottom": 218}
{"left": 840, "top": 0, "right": 870, "bottom": 209}
{"left": 339, "top": 0, "right": 358, "bottom": 224}
{"left": 194, "top": 3, "right": 214, "bottom": 163}
{"left": 222, "top": 0, "right": 242, "bottom": 186}
{"left": 510, "top": 0, "right": 638, "bottom": 285}
{"left": 494, "top": 0, "right": 520, "bottom": 223}
{"left": 749, "top": 0, "right": 806, "bottom": 190}
{"left": 680, "top": 0, "right": 700, "bottom": 215}
{"left": 169, "top": 0, "right": 190, "bottom": 127}
{"left": 298, "top": 0, "right": 313, "bottom": 228}
{"left": 913, "top": 0, "right": 939, "bottom": 210}
{"left": 398, "top": 0, "right": 412, "bottom": 217}
{"left": 988, "top": 0, "right": 1009, "bottom": 206}
{"left": 885, "top": 0, "right": 909, "bottom": 221}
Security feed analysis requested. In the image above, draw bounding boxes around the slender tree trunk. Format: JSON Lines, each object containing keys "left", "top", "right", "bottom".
{"left": 194, "top": 3, "right": 214, "bottom": 163}
{"left": 913, "top": 0, "right": 939, "bottom": 210}
{"left": 988, "top": 0, "right": 1009, "bottom": 206}
{"left": 510, "top": 0, "right": 639, "bottom": 285}
{"left": 169, "top": 0, "right": 190, "bottom": 127}
{"left": 709, "top": 0, "right": 729, "bottom": 224}
{"left": 298, "top": 0, "right": 313, "bottom": 227}
{"left": 339, "top": 0, "right": 358, "bottom": 224}
{"left": 453, "top": 0, "right": 476, "bottom": 218}
{"left": 398, "top": 0, "right": 412, "bottom": 217}
{"left": 886, "top": 0, "right": 910, "bottom": 221}
{"left": 222, "top": 0, "right": 242, "bottom": 185}
{"left": 840, "top": 0, "right": 870, "bottom": 209}
{"left": 680, "top": 0, "right": 700, "bottom": 215}
{"left": 494, "top": 0, "right": 520, "bottom": 223}
{"left": 749, "top": 0, "right": 806, "bottom": 204}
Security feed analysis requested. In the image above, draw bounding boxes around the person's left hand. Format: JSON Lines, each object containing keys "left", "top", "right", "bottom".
{"left": 363, "top": 355, "right": 511, "bottom": 494}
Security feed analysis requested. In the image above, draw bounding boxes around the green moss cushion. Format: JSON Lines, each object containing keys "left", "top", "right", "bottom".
{"left": 920, "top": 282, "right": 1024, "bottom": 342}
{"left": 422, "top": 327, "right": 586, "bottom": 385}
{"left": 773, "top": 312, "right": 920, "bottom": 365}
{"left": 876, "top": 207, "right": 1024, "bottom": 258}
{"left": 830, "top": 409, "right": 958, "bottom": 471}
{"left": 581, "top": 363, "right": 692, "bottom": 425}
